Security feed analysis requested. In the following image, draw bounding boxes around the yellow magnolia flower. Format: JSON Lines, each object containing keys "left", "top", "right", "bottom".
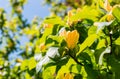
{"left": 43, "top": 24, "right": 53, "bottom": 28}
{"left": 15, "top": 6, "right": 23, "bottom": 14}
{"left": 39, "top": 43, "right": 46, "bottom": 51}
{"left": 76, "top": 8, "right": 81, "bottom": 13}
{"left": 64, "top": 73, "right": 73, "bottom": 79}
{"left": 16, "top": 58, "right": 23, "bottom": 63}
{"left": 106, "top": 12, "right": 114, "bottom": 21}
{"left": 35, "top": 43, "right": 46, "bottom": 53}
{"left": 65, "top": 30, "right": 79, "bottom": 49}
{"left": 67, "top": 10, "right": 74, "bottom": 26}
{"left": 59, "top": 73, "right": 73, "bottom": 79}
{"left": 67, "top": 9, "right": 81, "bottom": 26}
{"left": 104, "top": 0, "right": 112, "bottom": 12}
{"left": 59, "top": 29, "right": 79, "bottom": 49}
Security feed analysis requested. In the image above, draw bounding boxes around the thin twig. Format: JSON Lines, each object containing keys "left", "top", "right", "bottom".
{"left": 68, "top": 51, "right": 84, "bottom": 66}
{"left": 109, "top": 30, "right": 112, "bottom": 54}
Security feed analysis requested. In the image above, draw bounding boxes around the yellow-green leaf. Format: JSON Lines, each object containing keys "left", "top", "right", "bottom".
{"left": 42, "top": 66, "right": 56, "bottom": 79}
{"left": 28, "top": 57, "right": 37, "bottom": 70}
{"left": 44, "top": 16, "right": 65, "bottom": 25}
{"left": 115, "top": 37, "right": 120, "bottom": 45}
{"left": 97, "top": 39, "right": 106, "bottom": 49}
{"left": 20, "top": 60, "right": 28, "bottom": 71}
{"left": 56, "top": 58, "right": 76, "bottom": 79}
{"left": 77, "top": 34, "right": 98, "bottom": 55}
{"left": 112, "top": 6, "right": 120, "bottom": 22}
{"left": 25, "top": 72, "right": 32, "bottom": 79}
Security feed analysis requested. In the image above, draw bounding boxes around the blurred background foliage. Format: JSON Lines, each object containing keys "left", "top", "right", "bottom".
{"left": 0, "top": 0, "right": 120, "bottom": 79}
{"left": 44, "top": 0, "right": 120, "bottom": 17}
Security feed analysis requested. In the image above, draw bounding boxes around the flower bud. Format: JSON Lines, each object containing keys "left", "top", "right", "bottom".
{"left": 65, "top": 30, "right": 79, "bottom": 49}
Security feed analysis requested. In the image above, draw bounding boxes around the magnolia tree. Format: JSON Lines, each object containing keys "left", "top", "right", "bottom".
{"left": 0, "top": 0, "right": 120, "bottom": 79}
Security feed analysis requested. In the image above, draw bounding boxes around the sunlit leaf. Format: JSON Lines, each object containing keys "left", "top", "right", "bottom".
{"left": 42, "top": 66, "right": 56, "bottom": 79}
{"left": 28, "top": 57, "right": 37, "bottom": 70}
{"left": 112, "top": 6, "right": 120, "bottom": 21}
{"left": 71, "top": 6, "right": 99, "bottom": 21}
{"left": 88, "top": 26, "right": 97, "bottom": 36}
{"left": 20, "top": 60, "right": 28, "bottom": 71}
{"left": 115, "top": 37, "right": 120, "bottom": 45}
{"left": 97, "top": 39, "right": 106, "bottom": 49}
{"left": 38, "top": 27, "right": 53, "bottom": 44}
{"left": 77, "top": 34, "right": 98, "bottom": 55}
{"left": 44, "top": 16, "right": 65, "bottom": 25}
{"left": 48, "top": 35, "right": 63, "bottom": 44}
{"left": 56, "top": 58, "right": 76, "bottom": 79}
{"left": 25, "top": 72, "right": 32, "bottom": 79}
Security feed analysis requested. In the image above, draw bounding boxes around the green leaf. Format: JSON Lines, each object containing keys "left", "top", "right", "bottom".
{"left": 20, "top": 60, "right": 28, "bottom": 71}
{"left": 115, "top": 37, "right": 120, "bottom": 45}
{"left": 83, "top": 48, "right": 97, "bottom": 68}
{"left": 108, "top": 55, "right": 120, "bottom": 79}
{"left": 52, "top": 24, "right": 60, "bottom": 35}
{"left": 84, "top": 63, "right": 98, "bottom": 79}
{"left": 96, "top": 39, "right": 106, "bottom": 49}
{"left": 56, "top": 58, "right": 77, "bottom": 78}
{"left": 71, "top": 6, "right": 99, "bottom": 21}
{"left": 88, "top": 26, "right": 97, "bottom": 36}
{"left": 44, "top": 16, "right": 65, "bottom": 25}
{"left": 28, "top": 57, "right": 37, "bottom": 70}
{"left": 114, "top": 45, "right": 120, "bottom": 61}
{"left": 77, "top": 34, "right": 98, "bottom": 55}
{"left": 37, "top": 27, "right": 53, "bottom": 44}
{"left": 48, "top": 35, "right": 63, "bottom": 44}
{"left": 112, "top": 6, "right": 120, "bottom": 22}
{"left": 42, "top": 66, "right": 56, "bottom": 79}
{"left": 70, "top": 64, "right": 80, "bottom": 74}
{"left": 25, "top": 72, "right": 32, "bottom": 79}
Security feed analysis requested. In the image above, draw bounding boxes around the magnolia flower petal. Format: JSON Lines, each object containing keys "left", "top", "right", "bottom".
{"left": 99, "top": 47, "right": 111, "bottom": 65}
{"left": 36, "top": 59, "right": 45, "bottom": 73}
{"left": 66, "top": 30, "right": 79, "bottom": 49}
{"left": 36, "top": 47, "right": 59, "bottom": 73}
{"left": 59, "top": 27, "right": 66, "bottom": 35}
{"left": 34, "top": 54, "right": 43, "bottom": 61}
{"left": 46, "top": 47, "right": 59, "bottom": 57}
{"left": 94, "top": 21, "right": 113, "bottom": 33}
{"left": 104, "top": 0, "right": 112, "bottom": 12}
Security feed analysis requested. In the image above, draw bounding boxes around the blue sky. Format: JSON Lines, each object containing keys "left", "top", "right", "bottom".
{"left": 0, "top": 0, "right": 50, "bottom": 64}
{"left": 0, "top": 0, "right": 50, "bottom": 21}
{"left": 0, "top": 0, "right": 50, "bottom": 48}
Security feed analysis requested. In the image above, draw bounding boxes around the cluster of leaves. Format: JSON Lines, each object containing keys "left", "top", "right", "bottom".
{"left": 0, "top": 0, "right": 120, "bottom": 79}
{"left": 44, "top": 0, "right": 120, "bottom": 17}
